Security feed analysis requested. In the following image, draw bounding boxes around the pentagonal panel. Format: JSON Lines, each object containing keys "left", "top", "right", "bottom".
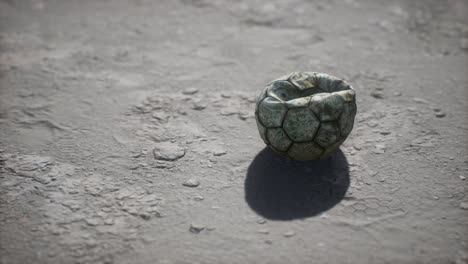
{"left": 283, "top": 108, "right": 320, "bottom": 142}
{"left": 314, "top": 122, "right": 340, "bottom": 148}
{"left": 285, "top": 97, "right": 311, "bottom": 109}
{"left": 287, "top": 142, "right": 323, "bottom": 161}
{"left": 266, "top": 81, "right": 301, "bottom": 102}
{"left": 255, "top": 114, "right": 268, "bottom": 144}
{"left": 258, "top": 97, "right": 287, "bottom": 128}
{"left": 309, "top": 93, "right": 344, "bottom": 122}
{"left": 339, "top": 102, "right": 357, "bottom": 137}
{"left": 266, "top": 128, "right": 292, "bottom": 152}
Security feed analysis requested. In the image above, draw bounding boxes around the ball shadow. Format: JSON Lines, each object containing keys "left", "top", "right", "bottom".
{"left": 244, "top": 147, "right": 350, "bottom": 221}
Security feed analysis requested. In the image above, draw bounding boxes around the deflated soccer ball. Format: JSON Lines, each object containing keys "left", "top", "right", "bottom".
{"left": 255, "top": 72, "right": 357, "bottom": 160}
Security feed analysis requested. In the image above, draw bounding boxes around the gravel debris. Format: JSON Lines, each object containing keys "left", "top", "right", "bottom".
{"left": 182, "top": 178, "right": 200, "bottom": 187}
{"left": 189, "top": 223, "right": 205, "bottom": 234}
{"left": 283, "top": 231, "right": 296, "bottom": 238}
{"left": 153, "top": 143, "right": 186, "bottom": 161}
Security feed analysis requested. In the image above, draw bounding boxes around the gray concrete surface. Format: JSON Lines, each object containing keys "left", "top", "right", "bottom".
{"left": 0, "top": 0, "right": 467, "bottom": 263}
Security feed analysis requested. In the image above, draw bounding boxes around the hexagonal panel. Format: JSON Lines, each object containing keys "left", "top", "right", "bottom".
{"left": 309, "top": 93, "right": 344, "bottom": 122}
{"left": 255, "top": 114, "right": 268, "bottom": 144}
{"left": 285, "top": 97, "right": 311, "bottom": 109}
{"left": 283, "top": 108, "right": 320, "bottom": 142}
{"left": 339, "top": 102, "right": 357, "bottom": 137}
{"left": 288, "top": 72, "right": 316, "bottom": 90}
{"left": 255, "top": 88, "right": 268, "bottom": 114}
{"left": 268, "top": 73, "right": 293, "bottom": 84}
{"left": 300, "top": 88, "right": 328, "bottom": 98}
{"left": 320, "top": 138, "right": 346, "bottom": 159}
{"left": 258, "top": 97, "right": 288, "bottom": 128}
{"left": 256, "top": 86, "right": 268, "bottom": 106}
{"left": 288, "top": 72, "right": 326, "bottom": 96}
{"left": 334, "top": 80, "right": 352, "bottom": 92}
{"left": 314, "top": 73, "right": 343, "bottom": 92}
{"left": 266, "top": 80, "right": 301, "bottom": 102}
{"left": 266, "top": 128, "right": 292, "bottom": 152}
{"left": 335, "top": 89, "right": 356, "bottom": 103}
{"left": 287, "top": 142, "right": 324, "bottom": 160}
{"left": 314, "top": 122, "right": 340, "bottom": 148}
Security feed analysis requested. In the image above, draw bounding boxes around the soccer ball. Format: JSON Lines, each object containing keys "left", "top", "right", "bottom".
{"left": 255, "top": 72, "right": 357, "bottom": 160}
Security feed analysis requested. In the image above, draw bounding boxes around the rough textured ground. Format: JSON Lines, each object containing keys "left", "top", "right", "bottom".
{"left": 1, "top": 0, "right": 467, "bottom": 263}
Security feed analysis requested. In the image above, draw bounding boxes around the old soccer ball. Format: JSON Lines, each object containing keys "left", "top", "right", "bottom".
{"left": 255, "top": 72, "right": 357, "bottom": 160}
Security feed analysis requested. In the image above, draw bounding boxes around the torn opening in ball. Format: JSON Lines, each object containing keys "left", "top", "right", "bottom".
{"left": 255, "top": 72, "right": 357, "bottom": 160}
